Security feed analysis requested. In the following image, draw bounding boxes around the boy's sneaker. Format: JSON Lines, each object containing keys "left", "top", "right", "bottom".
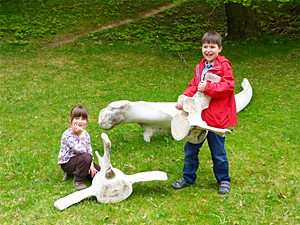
{"left": 172, "top": 178, "right": 195, "bottom": 190}
{"left": 218, "top": 181, "right": 230, "bottom": 194}
{"left": 73, "top": 180, "right": 88, "bottom": 190}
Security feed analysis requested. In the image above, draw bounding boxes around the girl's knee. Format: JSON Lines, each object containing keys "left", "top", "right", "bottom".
{"left": 81, "top": 153, "right": 93, "bottom": 164}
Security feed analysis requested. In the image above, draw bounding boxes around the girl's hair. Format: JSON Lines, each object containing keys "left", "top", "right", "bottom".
{"left": 70, "top": 105, "right": 89, "bottom": 122}
{"left": 201, "top": 31, "right": 222, "bottom": 46}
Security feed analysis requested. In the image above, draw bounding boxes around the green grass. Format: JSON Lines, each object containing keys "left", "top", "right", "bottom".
{"left": 0, "top": 0, "right": 173, "bottom": 48}
{"left": 0, "top": 0, "right": 300, "bottom": 224}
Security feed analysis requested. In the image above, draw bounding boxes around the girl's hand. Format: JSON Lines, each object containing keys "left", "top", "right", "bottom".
{"left": 71, "top": 124, "right": 84, "bottom": 135}
{"left": 89, "top": 163, "right": 99, "bottom": 178}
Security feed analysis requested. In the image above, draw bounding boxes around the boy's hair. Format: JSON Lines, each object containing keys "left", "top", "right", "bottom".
{"left": 201, "top": 31, "right": 222, "bottom": 46}
{"left": 70, "top": 105, "right": 89, "bottom": 121}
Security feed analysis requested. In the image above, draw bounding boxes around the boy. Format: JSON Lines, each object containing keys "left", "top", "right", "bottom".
{"left": 172, "top": 31, "right": 237, "bottom": 194}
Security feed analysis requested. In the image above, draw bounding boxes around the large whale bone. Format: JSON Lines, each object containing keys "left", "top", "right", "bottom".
{"left": 54, "top": 133, "right": 167, "bottom": 211}
{"left": 235, "top": 77, "right": 253, "bottom": 113}
{"left": 171, "top": 73, "right": 231, "bottom": 144}
{"left": 99, "top": 78, "right": 252, "bottom": 142}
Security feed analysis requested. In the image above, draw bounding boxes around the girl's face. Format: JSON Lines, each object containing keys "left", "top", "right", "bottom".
{"left": 202, "top": 42, "right": 222, "bottom": 64}
{"left": 71, "top": 116, "right": 88, "bottom": 130}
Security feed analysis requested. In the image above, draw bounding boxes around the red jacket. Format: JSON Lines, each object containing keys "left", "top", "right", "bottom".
{"left": 183, "top": 55, "right": 237, "bottom": 128}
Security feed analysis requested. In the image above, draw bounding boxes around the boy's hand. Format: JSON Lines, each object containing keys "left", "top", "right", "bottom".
{"left": 175, "top": 104, "right": 183, "bottom": 110}
{"left": 198, "top": 81, "right": 207, "bottom": 92}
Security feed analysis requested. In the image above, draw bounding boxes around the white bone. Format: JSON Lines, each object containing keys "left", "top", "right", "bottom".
{"left": 99, "top": 78, "right": 252, "bottom": 142}
{"left": 171, "top": 73, "right": 232, "bottom": 143}
{"left": 235, "top": 78, "right": 253, "bottom": 113}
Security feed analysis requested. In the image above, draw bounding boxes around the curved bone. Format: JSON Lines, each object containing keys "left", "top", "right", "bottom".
{"left": 54, "top": 133, "right": 167, "bottom": 211}
{"left": 235, "top": 78, "right": 253, "bottom": 113}
{"left": 171, "top": 73, "right": 232, "bottom": 144}
{"left": 99, "top": 78, "right": 252, "bottom": 142}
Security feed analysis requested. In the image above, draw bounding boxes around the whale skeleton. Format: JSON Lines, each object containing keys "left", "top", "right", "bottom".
{"left": 99, "top": 78, "right": 252, "bottom": 142}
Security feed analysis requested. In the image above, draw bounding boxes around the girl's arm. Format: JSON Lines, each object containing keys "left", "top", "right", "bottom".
{"left": 89, "top": 162, "right": 99, "bottom": 178}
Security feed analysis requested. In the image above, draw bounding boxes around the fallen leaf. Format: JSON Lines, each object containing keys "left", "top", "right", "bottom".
{"left": 279, "top": 192, "right": 286, "bottom": 199}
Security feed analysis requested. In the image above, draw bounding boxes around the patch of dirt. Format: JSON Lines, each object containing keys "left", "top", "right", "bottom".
{"left": 44, "top": 3, "right": 175, "bottom": 49}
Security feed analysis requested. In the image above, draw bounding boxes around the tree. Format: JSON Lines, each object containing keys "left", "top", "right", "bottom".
{"left": 223, "top": 0, "right": 294, "bottom": 40}
{"left": 225, "top": 1, "right": 261, "bottom": 40}
{"left": 176, "top": 0, "right": 295, "bottom": 40}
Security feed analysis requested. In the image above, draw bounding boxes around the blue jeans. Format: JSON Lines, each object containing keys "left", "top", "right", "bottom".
{"left": 182, "top": 131, "right": 230, "bottom": 184}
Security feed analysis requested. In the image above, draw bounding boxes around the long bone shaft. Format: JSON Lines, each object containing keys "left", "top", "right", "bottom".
{"left": 126, "top": 171, "right": 168, "bottom": 184}
{"left": 54, "top": 186, "right": 97, "bottom": 211}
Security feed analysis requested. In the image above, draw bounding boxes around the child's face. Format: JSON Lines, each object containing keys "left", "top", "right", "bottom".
{"left": 71, "top": 116, "right": 88, "bottom": 129}
{"left": 202, "top": 42, "right": 222, "bottom": 64}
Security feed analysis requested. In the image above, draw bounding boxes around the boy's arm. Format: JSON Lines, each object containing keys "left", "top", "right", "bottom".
{"left": 183, "top": 73, "right": 199, "bottom": 97}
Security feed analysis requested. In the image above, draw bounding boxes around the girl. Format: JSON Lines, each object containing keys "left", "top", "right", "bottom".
{"left": 58, "top": 105, "right": 101, "bottom": 190}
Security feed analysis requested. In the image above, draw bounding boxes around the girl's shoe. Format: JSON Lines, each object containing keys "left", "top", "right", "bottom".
{"left": 73, "top": 180, "right": 88, "bottom": 190}
{"left": 62, "top": 173, "right": 68, "bottom": 181}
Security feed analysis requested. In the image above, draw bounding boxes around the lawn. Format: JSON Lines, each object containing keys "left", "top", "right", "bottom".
{"left": 0, "top": 0, "right": 299, "bottom": 224}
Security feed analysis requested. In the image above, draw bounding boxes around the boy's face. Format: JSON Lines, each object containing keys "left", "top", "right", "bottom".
{"left": 202, "top": 41, "right": 222, "bottom": 64}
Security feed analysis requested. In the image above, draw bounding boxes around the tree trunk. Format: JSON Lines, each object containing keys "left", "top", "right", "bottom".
{"left": 225, "top": 2, "right": 261, "bottom": 40}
